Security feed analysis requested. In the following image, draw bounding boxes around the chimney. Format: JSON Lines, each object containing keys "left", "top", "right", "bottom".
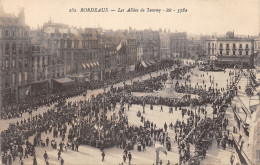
{"left": 18, "top": 8, "right": 25, "bottom": 24}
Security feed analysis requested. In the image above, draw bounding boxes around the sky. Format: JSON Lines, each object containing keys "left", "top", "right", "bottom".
{"left": 1, "top": 0, "right": 260, "bottom": 36}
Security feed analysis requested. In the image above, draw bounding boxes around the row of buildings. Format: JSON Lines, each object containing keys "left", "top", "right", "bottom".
{"left": 1, "top": 4, "right": 260, "bottom": 107}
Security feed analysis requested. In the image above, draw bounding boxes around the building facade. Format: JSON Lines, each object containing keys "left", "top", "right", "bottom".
{"left": 170, "top": 32, "right": 188, "bottom": 58}
{"left": 0, "top": 9, "right": 32, "bottom": 106}
{"left": 206, "top": 32, "right": 256, "bottom": 67}
{"left": 31, "top": 45, "right": 53, "bottom": 94}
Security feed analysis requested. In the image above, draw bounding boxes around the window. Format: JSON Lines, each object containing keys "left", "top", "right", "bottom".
{"left": 82, "top": 41, "right": 85, "bottom": 48}
{"left": 239, "top": 51, "right": 242, "bottom": 55}
{"left": 226, "top": 51, "right": 229, "bottom": 55}
{"left": 226, "top": 44, "right": 230, "bottom": 49}
{"left": 12, "top": 30, "right": 15, "bottom": 37}
{"left": 67, "top": 52, "right": 71, "bottom": 60}
{"left": 246, "top": 51, "right": 248, "bottom": 55}
{"left": 246, "top": 44, "right": 249, "bottom": 49}
{"left": 220, "top": 51, "right": 222, "bottom": 55}
{"left": 67, "top": 40, "right": 72, "bottom": 48}
{"left": 37, "top": 57, "right": 40, "bottom": 67}
{"left": 12, "top": 73, "right": 16, "bottom": 86}
{"left": 31, "top": 57, "right": 34, "bottom": 67}
{"left": 60, "top": 40, "right": 65, "bottom": 48}
{"left": 24, "top": 44, "right": 28, "bottom": 53}
{"left": 18, "top": 72, "right": 22, "bottom": 85}
{"left": 239, "top": 44, "right": 242, "bottom": 48}
{"left": 233, "top": 51, "right": 235, "bottom": 55}
{"left": 12, "top": 59, "right": 16, "bottom": 69}
{"left": 42, "top": 57, "right": 45, "bottom": 66}
{"left": 74, "top": 40, "right": 77, "bottom": 48}
{"left": 24, "top": 72, "right": 28, "bottom": 83}
{"left": 12, "top": 43, "right": 16, "bottom": 54}
{"left": 24, "top": 58, "right": 28, "bottom": 67}
{"left": 5, "top": 59, "right": 9, "bottom": 70}
{"left": 233, "top": 43, "right": 236, "bottom": 48}
{"left": 18, "top": 44, "right": 23, "bottom": 54}
{"left": 220, "top": 43, "right": 223, "bottom": 48}
{"left": 5, "top": 43, "right": 10, "bottom": 55}
{"left": 19, "top": 58, "right": 22, "bottom": 68}
{"left": 5, "top": 29, "right": 8, "bottom": 37}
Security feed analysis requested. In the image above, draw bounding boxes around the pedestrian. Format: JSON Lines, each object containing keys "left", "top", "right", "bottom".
{"left": 142, "top": 142, "right": 146, "bottom": 151}
{"left": 202, "top": 147, "right": 206, "bottom": 159}
{"left": 128, "top": 152, "right": 132, "bottom": 164}
{"left": 164, "top": 122, "right": 168, "bottom": 132}
{"left": 20, "top": 159, "right": 24, "bottom": 165}
{"left": 58, "top": 149, "right": 61, "bottom": 160}
{"left": 61, "top": 157, "right": 64, "bottom": 165}
{"left": 124, "top": 149, "right": 128, "bottom": 158}
{"left": 46, "top": 137, "right": 49, "bottom": 147}
{"left": 24, "top": 148, "right": 28, "bottom": 159}
{"left": 230, "top": 152, "right": 235, "bottom": 165}
{"left": 160, "top": 106, "right": 163, "bottom": 112}
{"left": 123, "top": 154, "right": 126, "bottom": 162}
{"left": 166, "top": 160, "right": 170, "bottom": 165}
{"left": 43, "top": 151, "right": 48, "bottom": 162}
{"left": 33, "top": 155, "right": 37, "bottom": 165}
{"left": 75, "top": 141, "right": 79, "bottom": 152}
{"left": 101, "top": 150, "right": 105, "bottom": 162}
{"left": 217, "top": 138, "right": 220, "bottom": 148}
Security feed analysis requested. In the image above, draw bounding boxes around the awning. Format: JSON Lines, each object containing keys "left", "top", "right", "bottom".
{"left": 90, "top": 63, "right": 93, "bottom": 67}
{"left": 82, "top": 64, "right": 86, "bottom": 69}
{"left": 145, "top": 61, "right": 152, "bottom": 66}
{"left": 96, "top": 62, "right": 100, "bottom": 66}
{"left": 141, "top": 61, "right": 148, "bottom": 68}
{"left": 86, "top": 63, "right": 90, "bottom": 68}
{"left": 53, "top": 77, "right": 75, "bottom": 86}
{"left": 93, "top": 62, "right": 97, "bottom": 66}
{"left": 69, "top": 74, "right": 84, "bottom": 78}
{"left": 149, "top": 60, "right": 156, "bottom": 64}
{"left": 217, "top": 57, "right": 250, "bottom": 63}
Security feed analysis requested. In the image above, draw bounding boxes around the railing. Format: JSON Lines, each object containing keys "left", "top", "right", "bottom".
{"left": 236, "top": 95, "right": 251, "bottom": 118}
{"left": 232, "top": 134, "right": 252, "bottom": 165}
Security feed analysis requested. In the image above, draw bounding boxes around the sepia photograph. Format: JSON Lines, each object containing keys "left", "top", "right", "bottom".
{"left": 0, "top": 0, "right": 260, "bottom": 164}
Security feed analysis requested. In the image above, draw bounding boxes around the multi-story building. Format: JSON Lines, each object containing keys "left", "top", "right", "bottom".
{"left": 185, "top": 38, "right": 206, "bottom": 60}
{"left": 206, "top": 31, "right": 256, "bottom": 67}
{"left": 130, "top": 28, "right": 160, "bottom": 61}
{"left": 0, "top": 8, "right": 32, "bottom": 106}
{"left": 159, "top": 29, "right": 171, "bottom": 60}
{"left": 170, "top": 32, "right": 188, "bottom": 58}
{"left": 31, "top": 45, "right": 53, "bottom": 94}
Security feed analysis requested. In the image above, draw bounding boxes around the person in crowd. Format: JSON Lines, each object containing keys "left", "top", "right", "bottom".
{"left": 102, "top": 150, "right": 105, "bottom": 162}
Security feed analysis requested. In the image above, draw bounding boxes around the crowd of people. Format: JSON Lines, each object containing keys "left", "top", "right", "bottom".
{"left": 1, "top": 60, "right": 176, "bottom": 120}
{"left": 1, "top": 59, "right": 243, "bottom": 165}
